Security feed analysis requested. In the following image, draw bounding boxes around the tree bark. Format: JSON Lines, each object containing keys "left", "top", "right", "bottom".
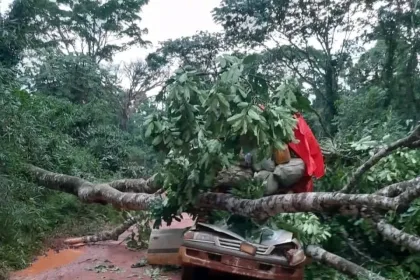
{"left": 64, "top": 215, "right": 139, "bottom": 244}
{"left": 305, "top": 246, "right": 387, "bottom": 280}
{"left": 26, "top": 164, "right": 253, "bottom": 194}
{"left": 26, "top": 164, "right": 158, "bottom": 209}
{"left": 109, "top": 176, "right": 158, "bottom": 193}
{"left": 214, "top": 166, "right": 254, "bottom": 189}
{"left": 374, "top": 177, "right": 420, "bottom": 198}
{"left": 26, "top": 165, "right": 420, "bottom": 218}
{"left": 197, "top": 192, "right": 401, "bottom": 220}
{"left": 375, "top": 219, "right": 420, "bottom": 252}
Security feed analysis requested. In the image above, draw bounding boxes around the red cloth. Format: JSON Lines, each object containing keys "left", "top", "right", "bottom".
{"left": 287, "top": 113, "right": 325, "bottom": 193}
{"left": 256, "top": 106, "right": 324, "bottom": 193}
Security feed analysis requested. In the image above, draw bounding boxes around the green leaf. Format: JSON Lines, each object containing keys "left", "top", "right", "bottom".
{"left": 152, "top": 135, "right": 163, "bottom": 146}
{"left": 232, "top": 119, "right": 243, "bottom": 132}
{"left": 227, "top": 113, "right": 243, "bottom": 124}
{"left": 238, "top": 87, "right": 247, "bottom": 98}
{"left": 145, "top": 122, "right": 154, "bottom": 138}
{"left": 242, "top": 119, "right": 248, "bottom": 134}
{"left": 217, "top": 93, "right": 230, "bottom": 109}
{"left": 292, "top": 89, "right": 312, "bottom": 112}
{"left": 144, "top": 116, "right": 154, "bottom": 126}
{"left": 179, "top": 73, "right": 188, "bottom": 83}
{"left": 233, "top": 95, "right": 242, "bottom": 103}
{"left": 154, "top": 121, "right": 163, "bottom": 132}
{"left": 243, "top": 53, "right": 259, "bottom": 65}
{"left": 218, "top": 57, "right": 227, "bottom": 68}
{"left": 238, "top": 102, "right": 248, "bottom": 108}
{"left": 248, "top": 109, "right": 260, "bottom": 121}
{"left": 274, "top": 140, "right": 286, "bottom": 150}
{"left": 183, "top": 87, "right": 190, "bottom": 101}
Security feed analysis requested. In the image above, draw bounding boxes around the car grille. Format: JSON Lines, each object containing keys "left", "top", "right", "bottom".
{"left": 217, "top": 238, "right": 270, "bottom": 255}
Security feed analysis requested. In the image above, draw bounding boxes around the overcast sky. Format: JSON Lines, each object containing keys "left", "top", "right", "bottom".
{"left": 115, "top": 0, "right": 222, "bottom": 63}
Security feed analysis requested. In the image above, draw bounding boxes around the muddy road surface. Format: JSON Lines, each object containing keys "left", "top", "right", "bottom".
{"left": 10, "top": 215, "right": 195, "bottom": 280}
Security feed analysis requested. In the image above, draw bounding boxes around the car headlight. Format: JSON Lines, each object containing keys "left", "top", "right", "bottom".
{"left": 183, "top": 231, "right": 216, "bottom": 242}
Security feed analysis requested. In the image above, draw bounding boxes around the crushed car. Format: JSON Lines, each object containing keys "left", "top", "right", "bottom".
{"left": 179, "top": 222, "right": 306, "bottom": 279}
{"left": 147, "top": 220, "right": 307, "bottom": 279}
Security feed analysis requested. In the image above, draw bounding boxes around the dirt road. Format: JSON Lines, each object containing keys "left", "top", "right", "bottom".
{"left": 10, "top": 215, "right": 195, "bottom": 280}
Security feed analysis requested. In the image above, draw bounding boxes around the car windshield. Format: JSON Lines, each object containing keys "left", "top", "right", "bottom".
{"left": 199, "top": 216, "right": 295, "bottom": 245}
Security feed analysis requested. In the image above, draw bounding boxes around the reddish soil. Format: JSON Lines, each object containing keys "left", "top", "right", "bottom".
{"left": 10, "top": 214, "right": 195, "bottom": 280}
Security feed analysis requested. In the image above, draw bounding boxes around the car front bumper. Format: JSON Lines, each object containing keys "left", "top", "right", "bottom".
{"left": 179, "top": 243, "right": 305, "bottom": 280}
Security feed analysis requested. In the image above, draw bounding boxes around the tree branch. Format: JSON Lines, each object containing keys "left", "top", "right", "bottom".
{"left": 109, "top": 176, "right": 158, "bottom": 193}
{"left": 26, "top": 165, "right": 420, "bottom": 219}
{"left": 64, "top": 215, "right": 139, "bottom": 245}
{"left": 407, "top": 139, "right": 420, "bottom": 149}
{"left": 305, "top": 245, "right": 387, "bottom": 280}
{"left": 375, "top": 177, "right": 420, "bottom": 198}
{"left": 27, "top": 164, "right": 252, "bottom": 195}
{"left": 340, "top": 125, "right": 420, "bottom": 193}
{"left": 374, "top": 219, "right": 420, "bottom": 252}
{"left": 339, "top": 228, "right": 379, "bottom": 264}
{"left": 26, "top": 164, "right": 158, "bottom": 209}
{"left": 197, "top": 192, "right": 403, "bottom": 220}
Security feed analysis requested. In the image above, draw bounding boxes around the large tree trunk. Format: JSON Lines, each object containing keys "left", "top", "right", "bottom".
{"left": 26, "top": 165, "right": 420, "bottom": 218}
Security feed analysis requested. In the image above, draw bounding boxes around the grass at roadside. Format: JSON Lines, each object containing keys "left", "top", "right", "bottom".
{"left": 0, "top": 187, "right": 123, "bottom": 277}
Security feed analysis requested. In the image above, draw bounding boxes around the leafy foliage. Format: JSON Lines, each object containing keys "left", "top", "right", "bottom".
{"left": 0, "top": 75, "right": 160, "bottom": 269}
{"left": 0, "top": 0, "right": 158, "bottom": 272}
{"left": 2, "top": 0, "right": 420, "bottom": 278}
{"left": 270, "top": 213, "right": 332, "bottom": 245}
{"left": 11, "top": 0, "right": 150, "bottom": 62}
{"left": 144, "top": 54, "right": 312, "bottom": 225}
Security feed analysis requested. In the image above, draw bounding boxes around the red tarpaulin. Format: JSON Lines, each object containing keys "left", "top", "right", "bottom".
{"left": 287, "top": 113, "right": 325, "bottom": 192}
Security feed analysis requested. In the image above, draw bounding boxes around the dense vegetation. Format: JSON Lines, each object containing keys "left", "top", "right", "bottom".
{"left": 0, "top": 0, "right": 161, "bottom": 272}
{"left": 1, "top": 0, "right": 420, "bottom": 279}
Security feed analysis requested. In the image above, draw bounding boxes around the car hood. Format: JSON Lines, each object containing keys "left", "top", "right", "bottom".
{"left": 193, "top": 222, "right": 295, "bottom": 246}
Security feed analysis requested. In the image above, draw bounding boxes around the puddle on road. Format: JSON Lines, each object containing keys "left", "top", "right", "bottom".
{"left": 13, "top": 248, "right": 84, "bottom": 277}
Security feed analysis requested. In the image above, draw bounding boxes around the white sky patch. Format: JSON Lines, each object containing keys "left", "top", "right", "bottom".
{"left": 114, "top": 0, "right": 222, "bottom": 64}
{"left": 113, "top": 0, "right": 222, "bottom": 95}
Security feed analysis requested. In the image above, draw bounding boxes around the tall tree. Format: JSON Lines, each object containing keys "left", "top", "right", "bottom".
{"left": 368, "top": 0, "right": 420, "bottom": 121}
{"left": 31, "top": 53, "right": 120, "bottom": 104}
{"left": 147, "top": 31, "right": 228, "bottom": 77}
{"left": 9, "top": 0, "right": 150, "bottom": 62}
{"left": 118, "top": 59, "right": 169, "bottom": 130}
{"left": 213, "top": 0, "right": 366, "bottom": 133}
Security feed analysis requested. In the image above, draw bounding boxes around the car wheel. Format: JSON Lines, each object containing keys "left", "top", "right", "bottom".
{"left": 181, "top": 266, "right": 209, "bottom": 280}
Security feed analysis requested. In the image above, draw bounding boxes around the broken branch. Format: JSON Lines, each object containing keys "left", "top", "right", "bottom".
{"left": 64, "top": 215, "right": 139, "bottom": 244}
{"left": 305, "top": 245, "right": 387, "bottom": 280}
{"left": 340, "top": 125, "right": 420, "bottom": 193}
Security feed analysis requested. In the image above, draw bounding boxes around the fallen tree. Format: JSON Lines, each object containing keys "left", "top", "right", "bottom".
{"left": 25, "top": 126, "right": 420, "bottom": 279}
{"left": 24, "top": 56, "right": 420, "bottom": 279}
